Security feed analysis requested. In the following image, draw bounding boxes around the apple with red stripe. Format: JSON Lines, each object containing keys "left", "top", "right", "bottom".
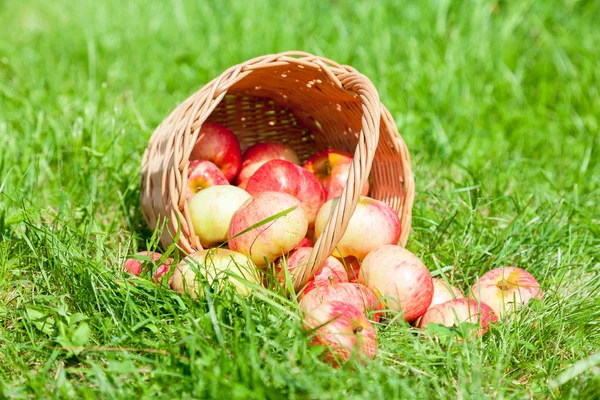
{"left": 235, "top": 142, "right": 300, "bottom": 189}
{"left": 185, "top": 160, "right": 229, "bottom": 200}
{"left": 304, "top": 301, "right": 377, "bottom": 366}
{"left": 294, "top": 237, "right": 313, "bottom": 250}
{"left": 276, "top": 246, "right": 347, "bottom": 296}
{"left": 190, "top": 122, "right": 241, "bottom": 181}
{"left": 315, "top": 196, "right": 401, "bottom": 260}
{"left": 304, "top": 149, "right": 369, "bottom": 201}
{"left": 429, "top": 278, "right": 465, "bottom": 309}
{"left": 245, "top": 159, "right": 325, "bottom": 224}
{"left": 227, "top": 191, "right": 308, "bottom": 266}
{"left": 418, "top": 298, "right": 498, "bottom": 338}
{"left": 470, "top": 266, "right": 543, "bottom": 318}
{"left": 299, "top": 282, "right": 383, "bottom": 322}
{"left": 359, "top": 245, "right": 433, "bottom": 323}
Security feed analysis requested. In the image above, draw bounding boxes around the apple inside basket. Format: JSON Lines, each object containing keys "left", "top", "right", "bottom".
{"left": 140, "top": 52, "right": 414, "bottom": 290}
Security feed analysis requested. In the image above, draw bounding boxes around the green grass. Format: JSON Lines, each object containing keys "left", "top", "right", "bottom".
{"left": 1, "top": 0, "right": 599, "bottom": 398}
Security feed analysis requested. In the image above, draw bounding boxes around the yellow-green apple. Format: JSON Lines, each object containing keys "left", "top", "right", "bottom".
{"left": 299, "top": 282, "right": 383, "bottom": 322}
{"left": 123, "top": 251, "right": 173, "bottom": 284}
{"left": 277, "top": 246, "right": 347, "bottom": 296}
{"left": 304, "top": 149, "right": 369, "bottom": 200}
{"left": 189, "top": 122, "right": 241, "bottom": 181}
{"left": 188, "top": 185, "right": 251, "bottom": 248}
{"left": 304, "top": 301, "right": 377, "bottom": 366}
{"left": 315, "top": 196, "right": 401, "bottom": 259}
{"left": 359, "top": 245, "right": 433, "bottom": 322}
{"left": 185, "top": 160, "right": 229, "bottom": 200}
{"left": 170, "top": 248, "right": 261, "bottom": 298}
{"left": 227, "top": 191, "right": 308, "bottom": 265}
{"left": 417, "top": 298, "right": 498, "bottom": 337}
{"left": 470, "top": 266, "right": 543, "bottom": 318}
{"left": 342, "top": 256, "right": 361, "bottom": 282}
{"left": 235, "top": 142, "right": 300, "bottom": 188}
{"left": 245, "top": 160, "right": 325, "bottom": 224}
{"left": 429, "top": 278, "right": 465, "bottom": 309}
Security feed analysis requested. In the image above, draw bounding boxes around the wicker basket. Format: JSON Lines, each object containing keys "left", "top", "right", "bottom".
{"left": 140, "top": 51, "right": 414, "bottom": 291}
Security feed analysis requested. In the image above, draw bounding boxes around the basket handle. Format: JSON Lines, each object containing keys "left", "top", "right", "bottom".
{"left": 292, "top": 67, "right": 381, "bottom": 292}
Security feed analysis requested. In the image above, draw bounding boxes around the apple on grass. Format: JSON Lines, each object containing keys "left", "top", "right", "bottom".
{"left": 418, "top": 298, "right": 498, "bottom": 338}
{"left": 359, "top": 245, "right": 433, "bottom": 323}
{"left": 304, "top": 149, "right": 369, "bottom": 200}
{"left": 123, "top": 251, "right": 173, "bottom": 284}
{"left": 304, "top": 301, "right": 377, "bottom": 366}
{"left": 414, "top": 277, "right": 465, "bottom": 326}
{"left": 470, "top": 266, "right": 543, "bottom": 318}
{"left": 299, "top": 282, "right": 383, "bottom": 322}
{"left": 315, "top": 196, "right": 401, "bottom": 260}
{"left": 227, "top": 191, "right": 308, "bottom": 266}
{"left": 188, "top": 185, "right": 251, "bottom": 248}
{"left": 429, "top": 278, "right": 465, "bottom": 309}
{"left": 276, "top": 246, "right": 347, "bottom": 297}
{"left": 189, "top": 122, "right": 241, "bottom": 181}
{"left": 235, "top": 142, "right": 300, "bottom": 189}
{"left": 170, "top": 248, "right": 261, "bottom": 298}
{"left": 245, "top": 159, "right": 325, "bottom": 224}
{"left": 185, "top": 160, "right": 229, "bottom": 200}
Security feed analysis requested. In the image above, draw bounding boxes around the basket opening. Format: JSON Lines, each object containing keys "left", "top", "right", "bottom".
{"left": 205, "top": 94, "right": 319, "bottom": 163}
{"left": 140, "top": 54, "right": 413, "bottom": 257}
{"left": 203, "top": 63, "right": 366, "bottom": 163}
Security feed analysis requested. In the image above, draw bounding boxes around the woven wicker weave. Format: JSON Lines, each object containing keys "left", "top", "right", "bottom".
{"left": 140, "top": 51, "right": 414, "bottom": 291}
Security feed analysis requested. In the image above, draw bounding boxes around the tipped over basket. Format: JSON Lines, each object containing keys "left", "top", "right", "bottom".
{"left": 140, "top": 51, "right": 415, "bottom": 292}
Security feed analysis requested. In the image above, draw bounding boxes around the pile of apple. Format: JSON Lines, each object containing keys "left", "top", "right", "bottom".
{"left": 124, "top": 123, "right": 544, "bottom": 366}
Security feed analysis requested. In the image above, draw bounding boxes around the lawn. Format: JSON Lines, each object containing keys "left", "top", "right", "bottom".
{"left": 1, "top": 0, "right": 599, "bottom": 398}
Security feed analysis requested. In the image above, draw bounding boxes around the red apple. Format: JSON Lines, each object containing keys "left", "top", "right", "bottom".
{"left": 170, "top": 248, "right": 261, "bottom": 298}
{"left": 123, "top": 251, "right": 161, "bottom": 276}
{"left": 153, "top": 264, "right": 171, "bottom": 284}
{"left": 227, "top": 191, "right": 308, "bottom": 265}
{"left": 294, "top": 237, "right": 313, "bottom": 250}
{"left": 245, "top": 160, "right": 325, "bottom": 224}
{"left": 429, "top": 278, "right": 465, "bottom": 309}
{"left": 470, "top": 267, "right": 543, "bottom": 318}
{"left": 300, "top": 282, "right": 383, "bottom": 322}
{"left": 235, "top": 142, "right": 300, "bottom": 188}
{"left": 315, "top": 196, "right": 401, "bottom": 259}
{"left": 304, "top": 301, "right": 377, "bottom": 366}
{"left": 359, "top": 245, "right": 433, "bottom": 322}
{"left": 418, "top": 298, "right": 498, "bottom": 337}
{"left": 123, "top": 251, "right": 173, "bottom": 284}
{"left": 304, "top": 149, "right": 369, "bottom": 200}
{"left": 185, "top": 160, "right": 229, "bottom": 200}
{"left": 277, "top": 247, "right": 347, "bottom": 296}
{"left": 342, "top": 256, "right": 361, "bottom": 282}
{"left": 188, "top": 185, "right": 251, "bottom": 248}
{"left": 189, "top": 122, "right": 241, "bottom": 181}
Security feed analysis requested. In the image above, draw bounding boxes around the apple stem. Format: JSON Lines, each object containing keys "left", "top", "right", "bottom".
{"left": 496, "top": 279, "right": 512, "bottom": 291}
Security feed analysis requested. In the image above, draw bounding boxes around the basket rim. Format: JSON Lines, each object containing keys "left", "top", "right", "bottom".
{"left": 140, "top": 50, "right": 414, "bottom": 292}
